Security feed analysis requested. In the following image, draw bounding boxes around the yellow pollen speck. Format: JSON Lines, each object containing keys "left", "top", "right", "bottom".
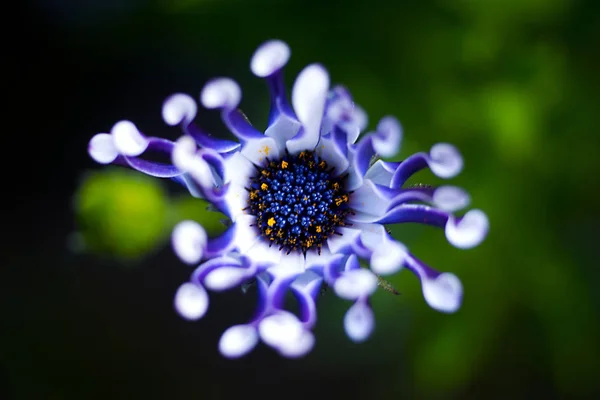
{"left": 261, "top": 145, "right": 270, "bottom": 156}
{"left": 281, "top": 160, "right": 289, "bottom": 169}
{"left": 268, "top": 217, "right": 276, "bottom": 227}
{"left": 250, "top": 191, "right": 258, "bottom": 199}
{"left": 261, "top": 169, "right": 270, "bottom": 176}
{"left": 318, "top": 161, "right": 326, "bottom": 169}
{"left": 333, "top": 182, "right": 340, "bottom": 190}
{"left": 261, "top": 183, "right": 268, "bottom": 191}
{"left": 315, "top": 226, "right": 322, "bottom": 233}
{"left": 265, "top": 228, "right": 272, "bottom": 235}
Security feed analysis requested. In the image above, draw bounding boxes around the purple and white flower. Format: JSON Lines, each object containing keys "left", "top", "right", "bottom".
{"left": 88, "top": 40, "right": 489, "bottom": 358}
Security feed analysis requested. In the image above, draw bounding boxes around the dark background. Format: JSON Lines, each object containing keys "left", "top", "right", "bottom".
{"left": 6, "top": 0, "right": 600, "bottom": 398}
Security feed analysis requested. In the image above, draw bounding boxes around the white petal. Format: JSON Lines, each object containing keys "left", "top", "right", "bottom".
{"left": 172, "top": 220, "right": 207, "bottom": 265}
{"left": 201, "top": 78, "right": 241, "bottom": 109}
{"left": 268, "top": 251, "right": 305, "bottom": 277}
{"left": 111, "top": 120, "right": 148, "bottom": 156}
{"left": 219, "top": 325, "right": 259, "bottom": 358}
{"left": 344, "top": 301, "right": 374, "bottom": 343}
{"left": 429, "top": 143, "right": 463, "bottom": 178}
{"left": 364, "top": 160, "right": 396, "bottom": 187}
{"left": 265, "top": 115, "right": 302, "bottom": 157}
{"left": 223, "top": 152, "right": 255, "bottom": 221}
{"left": 204, "top": 266, "right": 248, "bottom": 291}
{"left": 326, "top": 227, "right": 361, "bottom": 255}
{"left": 288, "top": 64, "right": 329, "bottom": 154}
{"left": 445, "top": 209, "right": 489, "bottom": 249}
{"left": 162, "top": 93, "right": 197, "bottom": 125}
{"left": 172, "top": 136, "right": 213, "bottom": 188}
{"left": 258, "top": 311, "right": 312, "bottom": 356}
{"left": 348, "top": 180, "right": 392, "bottom": 216}
{"left": 250, "top": 40, "right": 291, "bottom": 77}
{"left": 174, "top": 283, "right": 208, "bottom": 320}
{"left": 241, "top": 136, "right": 279, "bottom": 166}
{"left": 333, "top": 269, "right": 378, "bottom": 300}
{"left": 433, "top": 186, "right": 470, "bottom": 212}
{"left": 278, "top": 330, "right": 315, "bottom": 358}
{"left": 422, "top": 272, "right": 463, "bottom": 313}
{"left": 315, "top": 135, "right": 349, "bottom": 176}
{"left": 372, "top": 116, "right": 402, "bottom": 158}
{"left": 88, "top": 133, "right": 118, "bottom": 164}
{"left": 224, "top": 151, "right": 255, "bottom": 186}
{"left": 232, "top": 215, "right": 261, "bottom": 254}
{"left": 245, "top": 240, "right": 282, "bottom": 267}
{"left": 370, "top": 238, "right": 407, "bottom": 275}
{"left": 172, "top": 135, "right": 197, "bottom": 170}
{"left": 352, "top": 222, "right": 407, "bottom": 275}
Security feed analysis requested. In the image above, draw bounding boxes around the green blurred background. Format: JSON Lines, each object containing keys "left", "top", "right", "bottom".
{"left": 6, "top": 0, "right": 600, "bottom": 398}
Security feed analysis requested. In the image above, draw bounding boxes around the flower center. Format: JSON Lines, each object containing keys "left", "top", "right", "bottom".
{"left": 247, "top": 151, "right": 352, "bottom": 254}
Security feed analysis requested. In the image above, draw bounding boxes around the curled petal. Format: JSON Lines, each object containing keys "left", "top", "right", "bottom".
{"left": 333, "top": 269, "right": 378, "bottom": 300}
{"left": 433, "top": 186, "right": 471, "bottom": 212}
{"left": 123, "top": 138, "right": 181, "bottom": 178}
{"left": 429, "top": 143, "right": 463, "bottom": 178}
{"left": 201, "top": 78, "right": 241, "bottom": 110}
{"left": 219, "top": 325, "right": 259, "bottom": 358}
{"left": 172, "top": 136, "right": 214, "bottom": 188}
{"left": 172, "top": 220, "right": 207, "bottom": 265}
{"left": 390, "top": 144, "right": 463, "bottom": 188}
{"left": 174, "top": 283, "right": 209, "bottom": 320}
{"left": 111, "top": 120, "right": 148, "bottom": 156}
{"left": 88, "top": 133, "right": 118, "bottom": 164}
{"left": 422, "top": 273, "right": 463, "bottom": 313}
{"left": 204, "top": 266, "right": 251, "bottom": 291}
{"left": 162, "top": 93, "right": 197, "bottom": 126}
{"left": 372, "top": 116, "right": 402, "bottom": 158}
{"left": 251, "top": 40, "right": 291, "bottom": 77}
{"left": 445, "top": 209, "right": 489, "bottom": 249}
{"left": 344, "top": 300, "right": 374, "bottom": 343}
{"left": 258, "top": 312, "right": 314, "bottom": 358}
{"left": 404, "top": 255, "right": 463, "bottom": 313}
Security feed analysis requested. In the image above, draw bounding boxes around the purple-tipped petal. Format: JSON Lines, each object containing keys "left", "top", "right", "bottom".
{"left": 172, "top": 220, "right": 207, "bottom": 265}
{"left": 404, "top": 255, "right": 463, "bottom": 313}
{"left": 174, "top": 283, "right": 209, "bottom": 320}
{"left": 391, "top": 144, "right": 463, "bottom": 188}
{"left": 201, "top": 78, "right": 264, "bottom": 141}
{"left": 111, "top": 120, "right": 148, "bottom": 156}
{"left": 344, "top": 298, "right": 374, "bottom": 343}
{"left": 123, "top": 138, "right": 181, "bottom": 178}
{"left": 290, "top": 272, "right": 322, "bottom": 328}
{"left": 373, "top": 204, "right": 450, "bottom": 227}
{"left": 204, "top": 224, "right": 237, "bottom": 258}
{"left": 219, "top": 324, "right": 259, "bottom": 358}
{"left": 445, "top": 209, "right": 489, "bottom": 249}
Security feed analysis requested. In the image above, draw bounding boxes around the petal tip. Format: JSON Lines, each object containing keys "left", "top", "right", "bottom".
{"left": 251, "top": 40, "right": 291, "bottom": 77}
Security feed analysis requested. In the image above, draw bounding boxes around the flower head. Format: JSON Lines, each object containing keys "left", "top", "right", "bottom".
{"left": 88, "top": 40, "right": 489, "bottom": 358}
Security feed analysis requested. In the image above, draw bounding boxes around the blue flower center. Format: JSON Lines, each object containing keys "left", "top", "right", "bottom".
{"left": 247, "top": 151, "right": 352, "bottom": 254}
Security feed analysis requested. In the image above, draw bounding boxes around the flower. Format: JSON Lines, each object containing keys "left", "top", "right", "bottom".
{"left": 87, "top": 40, "right": 489, "bottom": 358}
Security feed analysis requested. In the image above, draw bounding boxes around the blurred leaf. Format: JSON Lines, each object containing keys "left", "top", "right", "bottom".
{"left": 74, "top": 168, "right": 169, "bottom": 259}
